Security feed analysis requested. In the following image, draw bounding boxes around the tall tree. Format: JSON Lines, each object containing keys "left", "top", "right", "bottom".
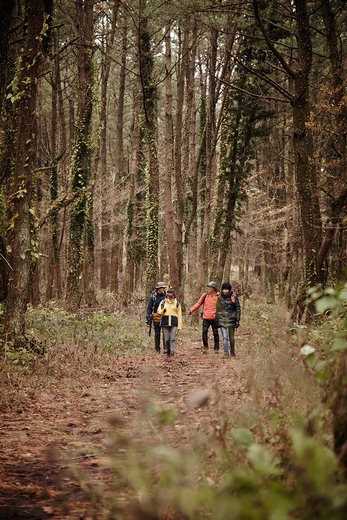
{"left": 96, "top": 1, "right": 119, "bottom": 290}
{"left": 66, "top": 0, "right": 94, "bottom": 309}
{"left": 138, "top": 0, "right": 160, "bottom": 293}
{"left": 110, "top": 15, "right": 128, "bottom": 293}
{"left": 197, "top": 23, "right": 219, "bottom": 289}
{"left": 3, "top": 0, "right": 51, "bottom": 346}
{"left": 163, "top": 26, "right": 179, "bottom": 291}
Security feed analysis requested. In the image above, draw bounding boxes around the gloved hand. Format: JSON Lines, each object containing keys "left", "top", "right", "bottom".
{"left": 146, "top": 319, "right": 151, "bottom": 326}
{"left": 235, "top": 322, "right": 240, "bottom": 328}
{"left": 187, "top": 309, "right": 192, "bottom": 316}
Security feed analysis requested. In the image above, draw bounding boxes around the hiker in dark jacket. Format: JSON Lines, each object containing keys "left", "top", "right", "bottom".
{"left": 146, "top": 282, "right": 166, "bottom": 353}
{"left": 216, "top": 282, "right": 241, "bottom": 357}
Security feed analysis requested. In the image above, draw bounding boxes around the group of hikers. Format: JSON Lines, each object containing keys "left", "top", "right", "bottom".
{"left": 146, "top": 281, "right": 241, "bottom": 358}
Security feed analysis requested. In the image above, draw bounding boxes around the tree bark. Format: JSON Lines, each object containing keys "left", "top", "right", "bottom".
{"left": 163, "top": 27, "right": 179, "bottom": 293}
{"left": 110, "top": 18, "right": 127, "bottom": 294}
{"left": 66, "top": 0, "right": 94, "bottom": 310}
{"left": 138, "top": 1, "right": 160, "bottom": 294}
{"left": 197, "top": 25, "right": 218, "bottom": 289}
{"left": 4, "top": 0, "right": 48, "bottom": 346}
{"left": 99, "top": 2, "right": 119, "bottom": 290}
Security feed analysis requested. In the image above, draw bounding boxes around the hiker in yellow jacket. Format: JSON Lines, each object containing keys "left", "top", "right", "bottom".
{"left": 157, "top": 288, "right": 182, "bottom": 357}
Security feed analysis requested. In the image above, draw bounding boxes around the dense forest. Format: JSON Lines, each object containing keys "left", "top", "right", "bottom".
{"left": 1, "top": 0, "right": 346, "bottom": 337}
{"left": 0, "top": 1, "right": 346, "bottom": 518}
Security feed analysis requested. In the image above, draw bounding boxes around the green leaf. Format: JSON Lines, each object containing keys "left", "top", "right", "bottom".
{"left": 314, "top": 359, "right": 327, "bottom": 372}
{"left": 291, "top": 430, "right": 336, "bottom": 488}
{"left": 338, "top": 286, "right": 347, "bottom": 301}
{"left": 331, "top": 339, "right": 347, "bottom": 351}
{"left": 230, "top": 428, "right": 254, "bottom": 447}
{"left": 247, "top": 444, "right": 282, "bottom": 476}
{"left": 300, "top": 344, "right": 316, "bottom": 356}
{"left": 315, "top": 297, "right": 336, "bottom": 313}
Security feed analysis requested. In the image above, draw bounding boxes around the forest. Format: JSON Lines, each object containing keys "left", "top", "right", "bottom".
{"left": 0, "top": 0, "right": 346, "bottom": 519}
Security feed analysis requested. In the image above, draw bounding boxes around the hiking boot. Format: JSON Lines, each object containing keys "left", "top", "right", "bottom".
{"left": 230, "top": 351, "right": 236, "bottom": 357}
{"left": 202, "top": 347, "right": 208, "bottom": 354}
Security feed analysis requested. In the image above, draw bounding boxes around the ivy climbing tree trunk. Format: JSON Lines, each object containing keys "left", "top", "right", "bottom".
{"left": 66, "top": 0, "right": 94, "bottom": 310}
{"left": 46, "top": 30, "right": 61, "bottom": 301}
{"left": 3, "top": 0, "right": 49, "bottom": 347}
{"left": 138, "top": 0, "right": 159, "bottom": 294}
{"left": 0, "top": 0, "right": 14, "bottom": 117}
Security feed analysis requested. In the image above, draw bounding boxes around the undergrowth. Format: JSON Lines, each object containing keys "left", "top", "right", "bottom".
{"left": 0, "top": 304, "right": 151, "bottom": 411}
{"left": 50, "top": 289, "right": 345, "bottom": 518}
{"left": 63, "top": 286, "right": 346, "bottom": 519}
{"left": 1, "top": 285, "right": 346, "bottom": 518}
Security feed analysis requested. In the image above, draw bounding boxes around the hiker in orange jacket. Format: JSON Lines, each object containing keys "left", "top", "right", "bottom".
{"left": 188, "top": 281, "right": 220, "bottom": 352}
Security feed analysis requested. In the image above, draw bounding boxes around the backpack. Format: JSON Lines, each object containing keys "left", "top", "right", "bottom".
{"left": 160, "top": 299, "right": 180, "bottom": 311}
{"left": 200, "top": 292, "right": 207, "bottom": 319}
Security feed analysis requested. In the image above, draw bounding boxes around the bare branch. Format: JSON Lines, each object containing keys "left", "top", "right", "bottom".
{"left": 253, "top": 0, "right": 296, "bottom": 79}
{"left": 38, "top": 189, "right": 85, "bottom": 229}
{"left": 231, "top": 53, "right": 293, "bottom": 101}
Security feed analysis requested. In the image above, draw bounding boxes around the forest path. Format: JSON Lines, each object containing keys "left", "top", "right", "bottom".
{"left": 0, "top": 308, "right": 294, "bottom": 519}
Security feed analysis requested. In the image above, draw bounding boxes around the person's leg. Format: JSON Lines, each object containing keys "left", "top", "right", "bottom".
{"left": 202, "top": 319, "right": 210, "bottom": 350}
{"left": 221, "top": 327, "right": 229, "bottom": 353}
{"left": 154, "top": 322, "right": 161, "bottom": 352}
{"left": 161, "top": 326, "right": 167, "bottom": 353}
{"left": 212, "top": 319, "right": 220, "bottom": 351}
{"left": 162, "top": 327, "right": 171, "bottom": 355}
{"left": 228, "top": 327, "right": 235, "bottom": 356}
{"left": 169, "top": 326, "right": 177, "bottom": 355}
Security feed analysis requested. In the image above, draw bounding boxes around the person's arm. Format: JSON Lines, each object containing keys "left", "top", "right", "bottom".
{"left": 146, "top": 294, "right": 153, "bottom": 324}
{"left": 188, "top": 293, "right": 206, "bottom": 315}
{"left": 217, "top": 297, "right": 226, "bottom": 327}
{"left": 156, "top": 301, "right": 166, "bottom": 316}
{"left": 177, "top": 303, "right": 183, "bottom": 330}
{"left": 235, "top": 294, "right": 241, "bottom": 326}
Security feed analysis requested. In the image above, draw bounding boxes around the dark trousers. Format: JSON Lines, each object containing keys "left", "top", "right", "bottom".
{"left": 154, "top": 322, "right": 165, "bottom": 352}
{"left": 202, "top": 319, "right": 219, "bottom": 350}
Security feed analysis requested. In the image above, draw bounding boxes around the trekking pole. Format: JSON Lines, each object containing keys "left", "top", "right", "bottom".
{"left": 148, "top": 317, "right": 152, "bottom": 336}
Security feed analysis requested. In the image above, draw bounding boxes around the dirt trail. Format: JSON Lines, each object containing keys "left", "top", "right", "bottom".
{"left": 0, "top": 325, "right": 259, "bottom": 519}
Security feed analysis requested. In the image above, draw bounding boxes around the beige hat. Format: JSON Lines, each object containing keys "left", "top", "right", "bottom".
{"left": 155, "top": 281, "right": 166, "bottom": 289}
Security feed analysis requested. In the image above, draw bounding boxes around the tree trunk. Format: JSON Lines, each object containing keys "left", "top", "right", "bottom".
{"left": 66, "top": 0, "right": 94, "bottom": 310}
{"left": 163, "top": 27, "right": 179, "bottom": 292}
{"left": 4, "top": 0, "right": 48, "bottom": 346}
{"left": 138, "top": 1, "right": 160, "bottom": 294}
{"left": 317, "top": 0, "right": 347, "bottom": 280}
{"left": 172, "top": 26, "right": 188, "bottom": 295}
{"left": 46, "top": 30, "right": 60, "bottom": 301}
{"left": 123, "top": 84, "right": 143, "bottom": 303}
{"left": 110, "top": 18, "right": 127, "bottom": 294}
{"left": 0, "top": 0, "right": 14, "bottom": 118}
{"left": 197, "top": 26, "right": 218, "bottom": 289}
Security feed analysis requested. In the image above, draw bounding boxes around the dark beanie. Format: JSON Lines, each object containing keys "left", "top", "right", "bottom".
{"left": 221, "top": 282, "right": 232, "bottom": 291}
